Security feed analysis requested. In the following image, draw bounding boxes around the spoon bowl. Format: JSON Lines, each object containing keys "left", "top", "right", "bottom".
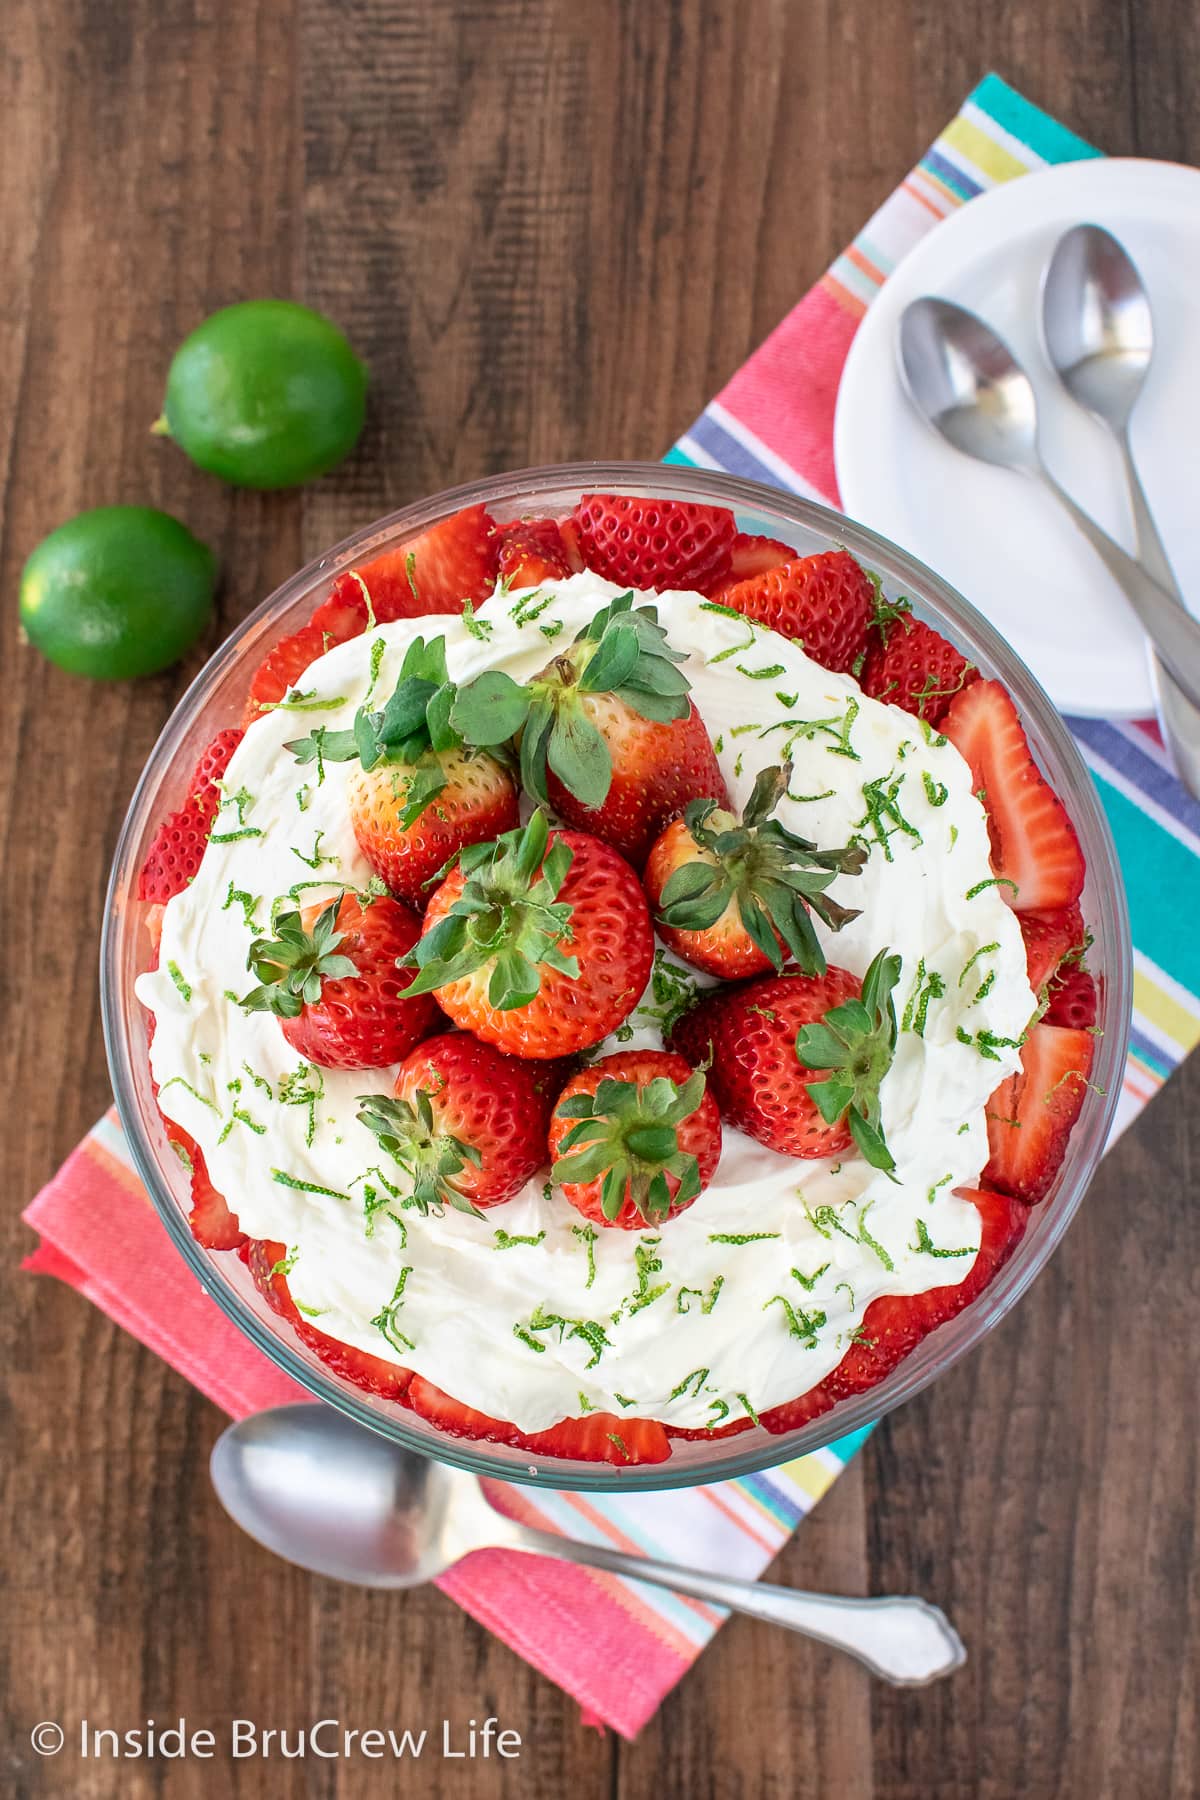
{"left": 1041, "top": 224, "right": 1154, "bottom": 429}
{"left": 898, "top": 296, "right": 1040, "bottom": 471}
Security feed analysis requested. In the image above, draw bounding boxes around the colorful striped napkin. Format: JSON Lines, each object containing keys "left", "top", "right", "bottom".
{"left": 24, "top": 74, "right": 1197, "bottom": 1740}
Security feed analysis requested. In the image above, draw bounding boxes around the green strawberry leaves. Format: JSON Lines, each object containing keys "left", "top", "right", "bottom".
{"left": 401, "top": 809, "right": 580, "bottom": 1011}
{"left": 238, "top": 898, "right": 359, "bottom": 1018}
{"left": 794, "top": 947, "right": 902, "bottom": 1174}
{"left": 451, "top": 591, "right": 693, "bottom": 812}
{"left": 285, "top": 636, "right": 462, "bottom": 825}
{"left": 655, "top": 762, "right": 866, "bottom": 976}
{"left": 553, "top": 1069, "right": 708, "bottom": 1223}
{"left": 356, "top": 1089, "right": 485, "bottom": 1218}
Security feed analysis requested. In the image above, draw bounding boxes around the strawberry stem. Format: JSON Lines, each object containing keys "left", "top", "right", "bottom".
{"left": 553, "top": 1069, "right": 708, "bottom": 1223}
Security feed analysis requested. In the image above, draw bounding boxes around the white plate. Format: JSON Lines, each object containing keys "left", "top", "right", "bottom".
{"left": 833, "top": 159, "right": 1200, "bottom": 718}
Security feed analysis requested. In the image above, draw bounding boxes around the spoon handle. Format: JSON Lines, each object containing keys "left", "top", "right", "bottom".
{"left": 501, "top": 1525, "right": 964, "bottom": 1685}
{"left": 1033, "top": 467, "right": 1200, "bottom": 713}
{"left": 1112, "top": 429, "right": 1200, "bottom": 799}
{"left": 1118, "top": 425, "right": 1181, "bottom": 597}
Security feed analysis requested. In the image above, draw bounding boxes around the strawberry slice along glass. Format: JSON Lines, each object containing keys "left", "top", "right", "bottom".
{"left": 104, "top": 464, "right": 1130, "bottom": 1489}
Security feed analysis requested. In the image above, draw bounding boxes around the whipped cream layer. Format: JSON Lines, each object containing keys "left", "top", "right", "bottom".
{"left": 137, "top": 573, "right": 1035, "bottom": 1433}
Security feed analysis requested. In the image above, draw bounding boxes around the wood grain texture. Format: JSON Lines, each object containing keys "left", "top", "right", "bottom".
{"left": 2, "top": 2, "right": 1196, "bottom": 1796}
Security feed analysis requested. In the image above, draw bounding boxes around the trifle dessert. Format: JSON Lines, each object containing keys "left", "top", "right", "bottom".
{"left": 133, "top": 491, "right": 1100, "bottom": 1468}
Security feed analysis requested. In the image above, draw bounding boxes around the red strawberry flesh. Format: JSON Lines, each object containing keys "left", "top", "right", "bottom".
{"left": 942, "top": 680, "right": 1085, "bottom": 912}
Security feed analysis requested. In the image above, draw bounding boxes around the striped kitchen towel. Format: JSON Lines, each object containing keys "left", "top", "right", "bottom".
{"left": 25, "top": 74, "right": 1191, "bottom": 1741}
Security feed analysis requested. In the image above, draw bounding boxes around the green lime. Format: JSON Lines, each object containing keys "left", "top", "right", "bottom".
{"left": 19, "top": 505, "right": 217, "bottom": 680}
{"left": 157, "top": 299, "right": 368, "bottom": 489}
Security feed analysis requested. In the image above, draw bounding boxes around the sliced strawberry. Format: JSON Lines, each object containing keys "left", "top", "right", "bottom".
{"left": 1043, "top": 966, "right": 1098, "bottom": 1030}
{"left": 136, "top": 802, "right": 212, "bottom": 903}
{"left": 572, "top": 494, "right": 735, "bottom": 592}
{"left": 1019, "top": 903, "right": 1087, "bottom": 993}
{"left": 245, "top": 1238, "right": 412, "bottom": 1400}
{"left": 942, "top": 681, "right": 1085, "bottom": 912}
{"left": 405, "top": 1376, "right": 671, "bottom": 1465}
{"left": 341, "top": 502, "right": 498, "bottom": 619}
{"left": 984, "top": 1022, "right": 1094, "bottom": 1204}
{"left": 245, "top": 620, "right": 331, "bottom": 716}
{"left": 498, "top": 518, "right": 573, "bottom": 587}
{"left": 860, "top": 612, "right": 977, "bottom": 724}
{"left": 704, "top": 532, "right": 793, "bottom": 601}
{"left": 137, "top": 728, "right": 245, "bottom": 903}
{"left": 758, "top": 1188, "right": 1029, "bottom": 1434}
{"left": 664, "top": 1415, "right": 756, "bottom": 1442}
{"left": 557, "top": 515, "right": 585, "bottom": 572}
{"left": 523, "top": 1412, "right": 670, "bottom": 1466}
{"left": 717, "top": 550, "right": 875, "bottom": 673}
{"left": 189, "top": 727, "right": 245, "bottom": 806}
{"left": 186, "top": 1142, "right": 246, "bottom": 1251}
{"left": 244, "top": 506, "right": 498, "bottom": 719}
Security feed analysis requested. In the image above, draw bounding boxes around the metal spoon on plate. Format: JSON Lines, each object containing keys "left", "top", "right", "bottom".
{"left": 1041, "top": 222, "right": 1200, "bottom": 793}
{"left": 897, "top": 294, "right": 1200, "bottom": 714}
{"left": 210, "top": 1403, "right": 965, "bottom": 1686}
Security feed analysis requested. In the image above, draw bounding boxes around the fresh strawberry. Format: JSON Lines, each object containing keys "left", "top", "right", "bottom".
{"left": 557, "top": 515, "right": 585, "bottom": 572}
{"left": 1043, "top": 965, "right": 1097, "bottom": 1030}
{"left": 571, "top": 493, "right": 735, "bottom": 592}
{"left": 239, "top": 892, "right": 438, "bottom": 1070}
{"left": 453, "top": 589, "right": 727, "bottom": 867}
{"left": 860, "top": 606, "right": 977, "bottom": 724}
{"left": 984, "top": 1022, "right": 1094, "bottom": 1203}
{"left": 349, "top": 749, "right": 518, "bottom": 905}
{"left": 244, "top": 621, "right": 329, "bottom": 716}
{"left": 160, "top": 1117, "right": 246, "bottom": 1250}
{"left": 1019, "top": 903, "right": 1087, "bottom": 993}
{"left": 549, "top": 1050, "right": 721, "bottom": 1229}
{"left": 190, "top": 726, "right": 245, "bottom": 802}
{"left": 136, "top": 727, "right": 244, "bottom": 902}
{"left": 717, "top": 550, "right": 876, "bottom": 674}
{"left": 408, "top": 810, "right": 654, "bottom": 1058}
{"left": 942, "top": 681, "right": 1085, "bottom": 912}
{"left": 704, "top": 532, "right": 793, "bottom": 602}
{"left": 245, "top": 1239, "right": 412, "bottom": 1400}
{"left": 186, "top": 1141, "right": 246, "bottom": 1250}
{"left": 341, "top": 502, "right": 498, "bottom": 618}
{"left": 757, "top": 1188, "right": 1030, "bottom": 1433}
{"left": 244, "top": 505, "right": 498, "bottom": 718}
{"left": 644, "top": 762, "right": 864, "bottom": 980}
{"left": 286, "top": 633, "right": 520, "bottom": 905}
{"left": 136, "top": 804, "right": 213, "bottom": 903}
{"left": 404, "top": 1375, "right": 671, "bottom": 1465}
{"left": 669, "top": 950, "right": 902, "bottom": 1169}
{"left": 497, "top": 518, "right": 573, "bottom": 587}
{"left": 358, "top": 1032, "right": 556, "bottom": 1213}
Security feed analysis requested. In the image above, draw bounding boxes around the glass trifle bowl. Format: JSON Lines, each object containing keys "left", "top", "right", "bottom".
{"left": 102, "top": 462, "right": 1131, "bottom": 1491}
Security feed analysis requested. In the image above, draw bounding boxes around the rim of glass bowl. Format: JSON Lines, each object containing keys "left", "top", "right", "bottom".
{"left": 102, "top": 461, "right": 1131, "bottom": 1492}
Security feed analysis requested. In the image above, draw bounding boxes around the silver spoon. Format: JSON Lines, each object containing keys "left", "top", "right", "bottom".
{"left": 210, "top": 1403, "right": 965, "bottom": 1686}
{"left": 1042, "top": 222, "right": 1200, "bottom": 794}
{"left": 897, "top": 295, "right": 1200, "bottom": 713}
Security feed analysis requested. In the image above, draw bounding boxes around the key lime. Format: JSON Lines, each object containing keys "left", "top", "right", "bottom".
{"left": 19, "top": 506, "right": 217, "bottom": 680}
{"left": 156, "top": 300, "right": 368, "bottom": 489}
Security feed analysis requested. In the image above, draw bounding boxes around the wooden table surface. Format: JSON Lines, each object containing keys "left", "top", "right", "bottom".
{"left": 4, "top": 3, "right": 1197, "bottom": 1795}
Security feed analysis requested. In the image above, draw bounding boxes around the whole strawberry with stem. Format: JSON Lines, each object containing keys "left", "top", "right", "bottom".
{"left": 644, "top": 761, "right": 865, "bottom": 980}
{"left": 669, "top": 949, "right": 902, "bottom": 1169}
{"left": 239, "top": 891, "right": 438, "bottom": 1069}
{"left": 286, "top": 633, "right": 518, "bottom": 906}
{"left": 357, "top": 1033, "right": 556, "bottom": 1216}
{"left": 451, "top": 590, "right": 727, "bottom": 868}
{"left": 549, "top": 1050, "right": 722, "bottom": 1229}
{"left": 404, "top": 809, "right": 654, "bottom": 1058}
